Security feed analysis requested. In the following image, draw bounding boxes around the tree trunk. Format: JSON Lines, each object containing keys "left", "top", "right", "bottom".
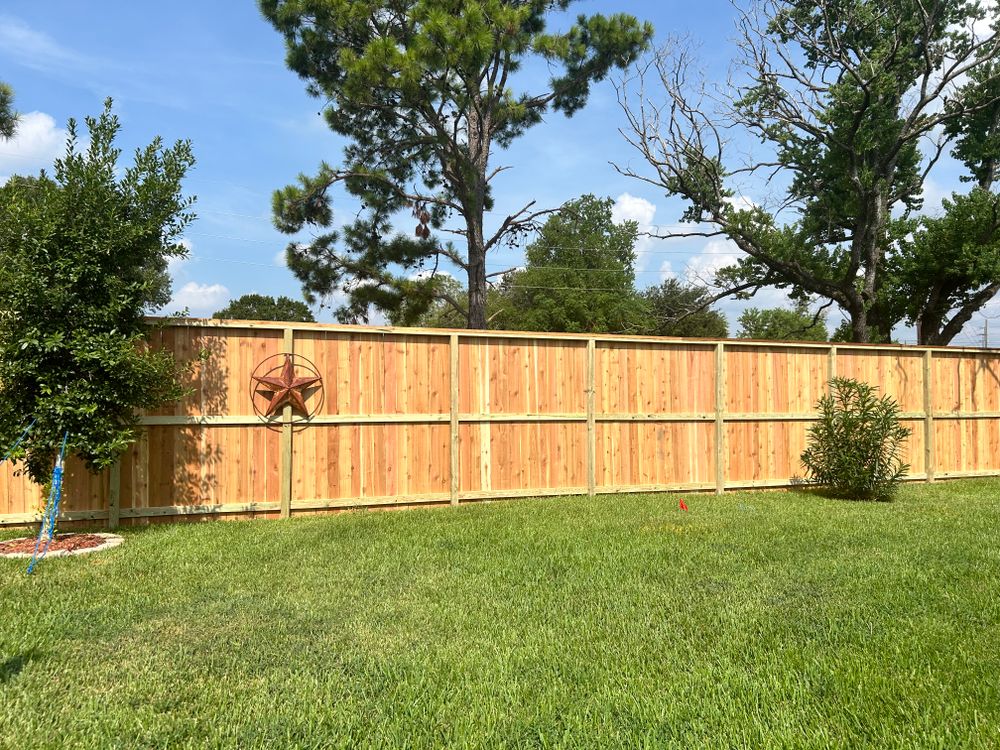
{"left": 466, "top": 218, "right": 488, "bottom": 329}
{"left": 920, "top": 281, "right": 1000, "bottom": 345}
{"left": 464, "top": 109, "right": 492, "bottom": 330}
{"left": 850, "top": 306, "right": 870, "bottom": 343}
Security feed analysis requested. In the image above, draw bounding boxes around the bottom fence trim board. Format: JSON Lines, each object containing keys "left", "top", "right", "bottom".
{"left": 932, "top": 470, "right": 1000, "bottom": 479}
{"left": 459, "top": 487, "right": 591, "bottom": 501}
{"left": 4, "top": 470, "right": 999, "bottom": 526}
{"left": 293, "top": 494, "right": 451, "bottom": 510}
{"left": 119, "top": 502, "right": 282, "bottom": 518}
{"left": 0, "top": 509, "right": 111, "bottom": 526}
{"left": 597, "top": 483, "right": 716, "bottom": 494}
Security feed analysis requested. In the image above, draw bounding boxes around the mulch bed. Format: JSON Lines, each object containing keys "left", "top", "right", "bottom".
{"left": 0, "top": 533, "right": 107, "bottom": 555}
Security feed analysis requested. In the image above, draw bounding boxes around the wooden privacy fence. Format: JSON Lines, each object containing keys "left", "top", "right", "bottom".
{"left": 2, "top": 320, "right": 1000, "bottom": 526}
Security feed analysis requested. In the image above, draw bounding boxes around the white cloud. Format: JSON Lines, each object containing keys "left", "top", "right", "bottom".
{"left": 273, "top": 249, "right": 287, "bottom": 267}
{"left": 612, "top": 192, "right": 657, "bottom": 227}
{"left": 0, "top": 16, "right": 91, "bottom": 74}
{"left": 0, "top": 111, "right": 68, "bottom": 180}
{"left": 165, "top": 238, "right": 193, "bottom": 277}
{"left": 724, "top": 195, "right": 758, "bottom": 213}
{"left": 0, "top": 16, "right": 186, "bottom": 109}
{"left": 920, "top": 177, "right": 951, "bottom": 215}
{"left": 613, "top": 192, "right": 662, "bottom": 268}
{"left": 657, "top": 259, "right": 677, "bottom": 281}
{"left": 683, "top": 238, "right": 744, "bottom": 285}
{"left": 171, "top": 282, "right": 230, "bottom": 315}
{"left": 973, "top": 0, "right": 997, "bottom": 39}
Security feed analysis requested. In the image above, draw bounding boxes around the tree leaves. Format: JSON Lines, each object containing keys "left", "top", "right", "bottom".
{"left": 0, "top": 100, "right": 194, "bottom": 483}
{"left": 261, "top": 0, "right": 652, "bottom": 327}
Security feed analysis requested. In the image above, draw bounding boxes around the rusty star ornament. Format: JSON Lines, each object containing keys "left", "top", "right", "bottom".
{"left": 252, "top": 354, "right": 322, "bottom": 418}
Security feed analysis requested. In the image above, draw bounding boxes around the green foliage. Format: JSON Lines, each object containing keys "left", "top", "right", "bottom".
{"left": 801, "top": 378, "right": 911, "bottom": 502}
{"left": 737, "top": 301, "right": 828, "bottom": 341}
{"left": 944, "top": 33, "right": 1000, "bottom": 191}
{"left": 622, "top": 0, "right": 1000, "bottom": 343}
{"left": 0, "top": 99, "right": 194, "bottom": 483}
{"left": 891, "top": 189, "right": 1000, "bottom": 344}
{"left": 213, "top": 294, "right": 315, "bottom": 323}
{"left": 387, "top": 275, "right": 478, "bottom": 328}
{"left": 490, "top": 195, "right": 649, "bottom": 333}
{"left": 642, "top": 279, "right": 728, "bottom": 338}
{"left": 0, "top": 81, "right": 16, "bottom": 139}
{"left": 261, "top": 0, "right": 652, "bottom": 327}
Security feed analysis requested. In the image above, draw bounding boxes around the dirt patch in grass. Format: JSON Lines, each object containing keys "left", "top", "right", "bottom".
{"left": 0, "top": 533, "right": 108, "bottom": 556}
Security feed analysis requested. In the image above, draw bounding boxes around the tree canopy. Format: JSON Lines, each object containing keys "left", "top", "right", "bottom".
{"left": 214, "top": 293, "right": 315, "bottom": 323}
{"left": 261, "top": 0, "right": 653, "bottom": 328}
{"left": 642, "top": 279, "right": 729, "bottom": 338}
{"left": 490, "top": 195, "right": 649, "bottom": 333}
{"left": 737, "top": 302, "right": 829, "bottom": 341}
{"left": 617, "top": 0, "right": 1000, "bottom": 344}
{"left": 0, "top": 100, "right": 194, "bottom": 483}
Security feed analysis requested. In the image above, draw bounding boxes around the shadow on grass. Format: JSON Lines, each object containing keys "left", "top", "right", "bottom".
{"left": 785, "top": 478, "right": 898, "bottom": 504}
{"left": 0, "top": 649, "right": 40, "bottom": 684}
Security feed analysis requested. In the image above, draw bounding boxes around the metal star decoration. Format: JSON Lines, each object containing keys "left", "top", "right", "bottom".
{"left": 251, "top": 354, "right": 321, "bottom": 417}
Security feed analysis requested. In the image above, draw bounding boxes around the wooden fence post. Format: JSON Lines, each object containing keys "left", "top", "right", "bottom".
{"left": 827, "top": 345, "right": 837, "bottom": 389}
{"left": 280, "top": 327, "right": 294, "bottom": 518}
{"left": 924, "top": 349, "right": 935, "bottom": 482}
{"left": 715, "top": 342, "right": 725, "bottom": 495}
{"left": 135, "top": 428, "right": 149, "bottom": 520}
{"left": 586, "top": 338, "right": 596, "bottom": 496}
{"left": 450, "top": 333, "right": 460, "bottom": 505}
{"left": 108, "top": 459, "right": 121, "bottom": 530}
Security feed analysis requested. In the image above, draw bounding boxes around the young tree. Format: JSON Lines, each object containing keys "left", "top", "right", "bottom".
{"left": 643, "top": 279, "right": 729, "bottom": 338}
{"left": 490, "top": 195, "right": 649, "bottom": 333}
{"left": 261, "top": 0, "right": 653, "bottom": 328}
{"left": 0, "top": 100, "right": 194, "bottom": 483}
{"left": 616, "top": 0, "right": 1000, "bottom": 343}
{"left": 0, "top": 82, "right": 16, "bottom": 139}
{"left": 214, "top": 293, "right": 315, "bottom": 323}
{"left": 737, "top": 301, "right": 829, "bottom": 341}
{"left": 884, "top": 42, "right": 1000, "bottom": 344}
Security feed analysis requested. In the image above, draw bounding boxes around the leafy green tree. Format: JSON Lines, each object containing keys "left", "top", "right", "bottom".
{"left": 737, "top": 302, "right": 828, "bottom": 341}
{"left": 618, "top": 0, "right": 1000, "bottom": 343}
{"left": 0, "top": 82, "right": 16, "bottom": 139}
{"left": 881, "top": 40, "right": 1000, "bottom": 345}
{"left": 0, "top": 100, "right": 194, "bottom": 483}
{"left": 642, "top": 279, "right": 728, "bottom": 338}
{"left": 490, "top": 195, "right": 649, "bottom": 333}
{"left": 261, "top": 0, "right": 653, "bottom": 328}
{"left": 891, "top": 190, "right": 1000, "bottom": 344}
{"left": 214, "top": 293, "right": 315, "bottom": 323}
{"left": 387, "top": 275, "right": 478, "bottom": 328}
{"left": 945, "top": 42, "right": 1000, "bottom": 192}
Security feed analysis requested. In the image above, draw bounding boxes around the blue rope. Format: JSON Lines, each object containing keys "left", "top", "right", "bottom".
{"left": 27, "top": 432, "right": 69, "bottom": 575}
{"left": 1, "top": 420, "right": 36, "bottom": 464}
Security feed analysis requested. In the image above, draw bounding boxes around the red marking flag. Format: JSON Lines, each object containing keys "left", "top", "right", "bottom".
{"left": 679, "top": 498, "right": 689, "bottom": 511}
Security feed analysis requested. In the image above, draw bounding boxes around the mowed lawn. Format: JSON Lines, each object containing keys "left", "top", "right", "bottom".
{"left": 2, "top": 481, "right": 1000, "bottom": 749}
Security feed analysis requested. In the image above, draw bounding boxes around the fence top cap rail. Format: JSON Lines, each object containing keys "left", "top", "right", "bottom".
{"left": 145, "top": 316, "right": 999, "bottom": 355}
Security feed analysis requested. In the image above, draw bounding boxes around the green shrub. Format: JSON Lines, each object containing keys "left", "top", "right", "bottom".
{"left": 801, "top": 378, "right": 911, "bottom": 501}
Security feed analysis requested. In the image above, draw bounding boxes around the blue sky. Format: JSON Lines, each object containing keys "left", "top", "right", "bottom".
{"left": 0, "top": 0, "right": 991, "bottom": 344}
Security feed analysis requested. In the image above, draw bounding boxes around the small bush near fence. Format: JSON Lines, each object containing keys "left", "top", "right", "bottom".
{"left": 801, "top": 378, "right": 911, "bottom": 502}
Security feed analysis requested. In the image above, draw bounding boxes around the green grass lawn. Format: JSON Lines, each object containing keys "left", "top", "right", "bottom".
{"left": 2, "top": 481, "right": 1000, "bottom": 749}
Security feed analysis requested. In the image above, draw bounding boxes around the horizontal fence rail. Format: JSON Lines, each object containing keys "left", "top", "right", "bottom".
{"left": 3, "top": 319, "right": 1000, "bottom": 526}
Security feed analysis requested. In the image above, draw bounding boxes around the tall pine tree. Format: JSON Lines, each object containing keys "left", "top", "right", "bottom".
{"left": 261, "top": 0, "right": 652, "bottom": 328}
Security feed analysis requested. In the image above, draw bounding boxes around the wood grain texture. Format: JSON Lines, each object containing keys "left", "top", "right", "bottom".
{"left": 3, "top": 324, "right": 1000, "bottom": 525}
